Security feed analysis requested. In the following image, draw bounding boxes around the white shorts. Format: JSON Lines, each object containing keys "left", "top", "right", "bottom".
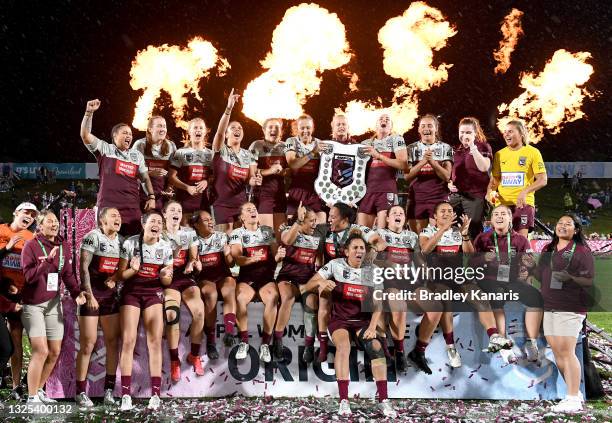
{"left": 543, "top": 311, "right": 584, "bottom": 338}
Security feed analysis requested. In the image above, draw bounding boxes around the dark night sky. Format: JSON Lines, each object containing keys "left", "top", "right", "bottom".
{"left": 2, "top": 0, "right": 611, "bottom": 162}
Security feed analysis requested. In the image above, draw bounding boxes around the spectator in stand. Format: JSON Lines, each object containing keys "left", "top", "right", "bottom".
{"left": 563, "top": 192, "right": 574, "bottom": 213}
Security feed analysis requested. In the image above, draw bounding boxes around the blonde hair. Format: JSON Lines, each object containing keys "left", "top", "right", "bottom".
{"left": 36, "top": 209, "right": 56, "bottom": 226}
{"left": 507, "top": 120, "right": 529, "bottom": 146}
{"left": 418, "top": 114, "right": 441, "bottom": 141}
{"left": 185, "top": 117, "right": 209, "bottom": 147}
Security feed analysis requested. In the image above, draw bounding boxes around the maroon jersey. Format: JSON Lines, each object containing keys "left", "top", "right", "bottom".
{"left": 170, "top": 147, "right": 214, "bottom": 212}
{"left": 248, "top": 140, "right": 287, "bottom": 199}
{"left": 86, "top": 137, "right": 147, "bottom": 208}
{"left": 229, "top": 226, "right": 276, "bottom": 283}
{"left": 406, "top": 141, "right": 453, "bottom": 202}
{"left": 212, "top": 144, "right": 254, "bottom": 208}
{"left": 120, "top": 235, "right": 173, "bottom": 293}
{"left": 285, "top": 137, "right": 321, "bottom": 190}
{"left": 376, "top": 228, "right": 418, "bottom": 265}
{"left": 277, "top": 230, "right": 321, "bottom": 284}
{"left": 420, "top": 224, "right": 463, "bottom": 284}
{"left": 132, "top": 138, "right": 177, "bottom": 200}
{"left": 317, "top": 258, "right": 380, "bottom": 323}
{"left": 472, "top": 230, "right": 531, "bottom": 282}
{"left": 195, "top": 231, "right": 231, "bottom": 281}
{"left": 361, "top": 135, "right": 406, "bottom": 193}
{"left": 538, "top": 241, "right": 594, "bottom": 313}
{"left": 80, "top": 228, "right": 123, "bottom": 290}
{"left": 452, "top": 142, "right": 492, "bottom": 198}
{"left": 162, "top": 227, "right": 197, "bottom": 277}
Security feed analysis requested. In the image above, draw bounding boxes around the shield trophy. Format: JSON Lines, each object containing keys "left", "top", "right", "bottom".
{"left": 314, "top": 141, "right": 370, "bottom": 205}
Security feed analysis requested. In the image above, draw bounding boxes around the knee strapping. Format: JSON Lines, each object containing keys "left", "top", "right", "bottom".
{"left": 358, "top": 331, "right": 385, "bottom": 362}
{"left": 164, "top": 300, "right": 181, "bottom": 326}
{"left": 301, "top": 292, "right": 318, "bottom": 314}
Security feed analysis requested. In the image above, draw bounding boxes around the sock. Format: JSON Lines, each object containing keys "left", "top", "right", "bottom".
{"left": 443, "top": 331, "right": 455, "bottom": 346}
{"left": 76, "top": 380, "right": 86, "bottom": 395}
{"left": 239, "top": 330, "right": 249, "bottom": 343}
{"left": 337, "top": 380, "right": 349, "bottom": 400}
{"left": 204, "top": 326, "right": 216, "bottom": 344}
{"left": 376, "top": 380, "right": 388, "bottom": 402}
{"left": 305, "top": 336, "right": 315, "bottom": 347}
{"left": 191, "top": 343, "right": 201, "bottom": 357}
{"left": 224, "top": 313, "right": 236, "bottom": 334}
{"left": 393, "top": 338, "right": 404, "bottom": 353}
{"left": 169, "top": 348, "right": 179, "bottom": 362}
{"left": 121, "top": 375, "right": 131, "bottom": 396}
{"left": 486, "top": 327, "right": 499, "bottom": 338}
{"left": 416, "top": 340, "right": 429, "bottom": 353}
{"left": 262, "top": 332, "right": 272, "bottom": 345}
{"left": 528, "top": 338, "right": 537, "bottom": 344}
{"left": 104, "top": 374, "right": 116, "bottom": 391}
{"left": 318, "top": 331, "right": 328, "bottom": 349}
{"left": 274, "top": 330, "right": 283, "bottom": 340}
{"left": 151, "top": 376, "right": 161, "bottom": 397}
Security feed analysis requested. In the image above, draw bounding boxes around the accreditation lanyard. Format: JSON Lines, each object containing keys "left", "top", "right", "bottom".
{"left": 549, "top": 241, "right": 576, "bottom": 290}
{"left": 493, "top": 232, "right": 511, "bottom": 282}
{"left": 332, "top": 229, "right": 350, "bottom": 257}
{"left": 37, "top": 240, "right": 63, "bottom": 291}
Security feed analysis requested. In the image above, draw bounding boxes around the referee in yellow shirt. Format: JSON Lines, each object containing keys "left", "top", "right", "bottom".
{"left": 487, "top": 120, "right": 548, "bottom": 238}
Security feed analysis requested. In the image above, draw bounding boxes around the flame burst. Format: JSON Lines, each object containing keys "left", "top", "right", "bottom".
{"left": 130, "top": 37, "right": 229, "bottom": 130}
{"left": 493, "top": 9, "right": 524, "bottom": 74}
{"left": 338, "top": 1, "right": 457, "bottom": 135}
{"left": 242, "top": 3, "right": 352, "bottom": 124}
{"left": 497, "top": 49, "right": 594, "bottom": 143}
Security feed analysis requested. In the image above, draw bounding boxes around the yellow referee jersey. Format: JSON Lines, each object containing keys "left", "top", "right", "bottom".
{"left": 492, "top": 144, "right": 546, "bottom": 207}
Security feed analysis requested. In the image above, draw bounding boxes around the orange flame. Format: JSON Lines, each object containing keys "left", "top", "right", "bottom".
{"left": 130, "top": 37, "right": 230, "bottom": 130}
{"left": 338, "top": 2, "right": 457, "bottom": 135}
{"left": 242, "top": 3, "right": 352, "bottom": 124}
{"left": 497, "top": 49, "right": 594, "bottom": 143}
{"left": 493, "top": 9, "right": 524, "bottom": 74}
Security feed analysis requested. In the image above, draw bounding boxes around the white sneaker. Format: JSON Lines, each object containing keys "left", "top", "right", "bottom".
{"left": 75, "top": 392, "right": 94, "bottom": 407}
{"left": 259, "top": 344, "right": 271, "bottom": 363}
{"left": 37, "top": 388, "right": 57, "bottom": 403}
{"left": 27, "top": 394, "right": 43, "bottom": 404}
{"left": 147, "top": 394, "right": 161, "bottom": 410}
{"left": 500, "top": 348, "right": 518, "bottom": 364}
{"left": 524, "top": 340, "right": 539, "bottom": 363}
{"left": 236, "top": 342, "right": 249, "bottom": 360}
{"left": 378, "top": 399, "right": 397, "bottom": 418}
{"left": 338, "top": 399, "right": 352, "bottom": 416}
{"left": 487, "top": 333, "right": 513, "bottom": 352}
{"left": 103, "top": 389, "right": 116, "bottom": 405}
{"left": 550, "top": 396, "right": 584, "bottom": 413}
{"left": 447, "top": 345, "right": 462, "bottom": 368}
{"left": 120, "top": 394, "right": 133, "bottom": 411}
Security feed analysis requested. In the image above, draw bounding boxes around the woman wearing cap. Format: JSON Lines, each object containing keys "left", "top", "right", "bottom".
{"left": 0, "top": 202, "right": 37, "bottom": 400}
{"left": 80, "top": 99, "right": 156, "bottom": 236}
{"left": 20, "top": 210, "right": 87, "bottom": 404}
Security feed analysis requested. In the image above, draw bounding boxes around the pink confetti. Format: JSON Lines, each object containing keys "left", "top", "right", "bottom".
{"left": 273, "top": 380, "right": 276, "bottom": 386}
{"left": 167, "top": 393, "right": 173, "bottom": 397}
{"left": 444, "top": 384, "right": 451, "bottom": 388}
{"left": 224, "top": 375, "right": 228, "bottom": 382}
{"left": 235, "top": 382, "right": 242, "bottom": 385}
{"left": 430, "top": 386, "right": 435, "bottom": 392}
{"left": 210, "top": 381, "right": 215, "bottom": 387}
{"left": 467, "top": 348, "right": 475, "bottom": 352}
{"left": 396, "top": 380, "right": 400, "bottom": 386}
{"left": 219, "top": 371, "right": 226, "bottom": 377}
{"left": 481, "top": 377, "right": 489, "bottom": 381}
{"left": 460, "top": 343, "right": 465, "bottom": 349}
{"left": 186, "top": 376, "right": 191, "bottom": 382}
{"left": 316, "top": 385, "right": 319, "bottom": 392}
{"left": 210, "top": 368, "right": 215, "bottom": 373}
{"left": 468, "top": 374, "right": 474, "bottom": 379}
{"left": 469, "top": 340, "right": 473, "bottom": 347}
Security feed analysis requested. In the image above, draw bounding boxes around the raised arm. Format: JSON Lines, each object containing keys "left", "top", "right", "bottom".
{"left": 80, "top": 99, "right": 101, "bottom": 145}
{"left": 212, "top": 89, "right": 240, "bottom": 153}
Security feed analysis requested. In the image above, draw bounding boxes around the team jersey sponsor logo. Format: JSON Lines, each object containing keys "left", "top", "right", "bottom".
{"left": 98, "top": 257, "right": 120, "bottom": 273}
{"left": 325, "top": 242, "right": 337, "bottom": 258}
{"left": 386, "top": 246, "right": 412, "bottom": 264}
{"left": 173, "top": 249, "right": 187, "bottom": 267}
{"left": 200, "top": 252, "right": 221, "bottom": 267}
{"left": 229, "top": 165, "right": 249, "bottom": 181}
{"left": 187, "top": 165, "right": 206, "bottom": 181}
{"left": 370, "top": 151, "right": 393, "bottom": 168}
{"left": 436, "top": 245, "right": 460, "bottom": 253}
{"left": 245, "top": 246, "right": 268, "bottom": 261}
{"left": 290, "top": 247, "right": 317, "bottom": 264}
{"left": 342, "top": 283, "right": 367, "bottom": 301}
{"left": 138, "top": 263, "right": 160, "bottom": 278}
{"left": 115, "top": 160, "right": 138, "bottom": 178}
{"left": 146, "top": 159, "right": 168, "bottom": 169}
{"left": 1, "top": 253, "right": 22, "bottom": 270}
{"left": 501, "top": 172, "right": 525, "bottom": 187}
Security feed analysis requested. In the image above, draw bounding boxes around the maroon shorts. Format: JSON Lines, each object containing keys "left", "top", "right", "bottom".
{"left": 328, "top": 318, "right": 369, "bottom": 336}
{"left": 257, "top": 190, "right": 287, "bottom": 214}
{"left": 212, "top": 204, "right": 240, "bottom": 225}
{"left": 287, "top": 187, "right": 323, "bottom": 214}
{"left": 237, "top": 278, "right": 274, "bottom": 293}
{"left": 167, "top": 275, "right": 197, "bottom": 293}
{"left": 358, "top": 192, "right": 398, "bottom": 215}
{"left": 79, "top": 288, "right": 120, "bottom": 316}
{"left": 5, "top": 310, "right": 22, "bottom": 324}
{"left": 121, "top": 289, "right": 163, "bottom": 309}
{"left": 509, "top": 205, "right": 535, "bottom": 231}
{"left": 115, "top": 207, "right": 142, "bottom": 237}
{"left": 406, "top": 198, "right": 440, "bottom": 220}
{"left": 276, "top": 268, "right": 314, "bottom": 287}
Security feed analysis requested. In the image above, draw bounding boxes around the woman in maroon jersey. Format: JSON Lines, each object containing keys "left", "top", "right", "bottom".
{"left": 115, "top": 210, "right": 174, "bottom": 411}
{"left": 192, "top": 210, "right": 237, "bottom": 350}
{"left": 132, "top": 116, "right": 177, "bottom": 210}
{"left": 229, "top": 202, "right": 285, "bottom": 364}
{"left": 448, "top": 117, "right": 492, "bottom": 239}
{"left": 248, "top": 118, "right": 287, "bottom": 238}
{"left": 274, "top": 202, "right": 321, "bottom": 362}
{"left": 212, "top": 90, "right": 259, "bottom": 233}
{"left": 300, "top": 233, "right": 396, "bottom": 418}
{"left": 80, "top": 99, "right": 156, "bottom": 236}
{"left": 285, "top": 114, "right": 325, "bottom": 224}
{"left": 529, "top": 215, "right": 594, "bottom": 413}
{"left": 168, "top": 117, "right": 214, "bottom": 223}
{"left": 405, "top": 114, "right": 453, "bottom": 234}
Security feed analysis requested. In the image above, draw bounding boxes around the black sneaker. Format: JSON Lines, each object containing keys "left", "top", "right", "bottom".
{"left": 223, "top": 332, "right": 236, "bottom": 348}
{"left": 302, "top": 345, "right": 315, "bottom": 363}
{"left": 272, "top": 337, "right": 284, "bottom": 361}
{"left": 395, "top": 351, "right": 408, "bottom": 373}
{"left": 10, "top": 385, "right": 24, "bottom": 401}
{"left": 408, "top": 349, "right": 432, "bottom": 375}
{"left": 207, "top": 343, "right": 220, "bottom": 360}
